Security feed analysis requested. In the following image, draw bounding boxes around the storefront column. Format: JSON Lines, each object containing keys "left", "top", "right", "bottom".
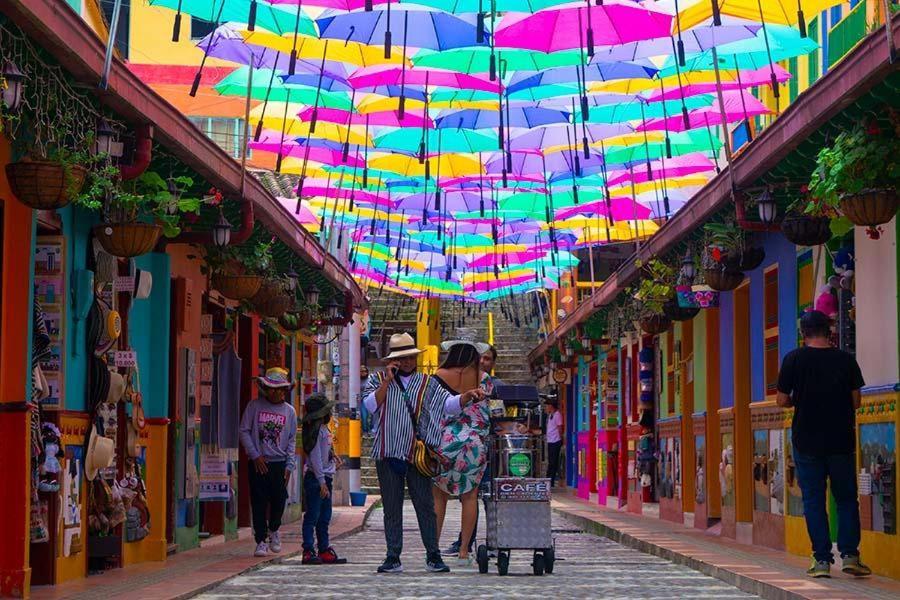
{"left": 0, "top": 139, "right": 36, "bottom": 597}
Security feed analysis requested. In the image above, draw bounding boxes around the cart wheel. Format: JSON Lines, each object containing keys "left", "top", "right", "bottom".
{"left": 544, "top": 547, "right": 555, "bottom": 574}
{"left": 532, "top": 552, "right": 545, "bottom": 576}
{"left": 497, "top": 551, "right": 510, "bottom": 576}
{"left": 477, "top": 545, "right": 489, "bottom": 574}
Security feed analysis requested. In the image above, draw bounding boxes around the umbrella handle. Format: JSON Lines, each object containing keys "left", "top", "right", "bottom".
{"left": 384, "top": 31, "right": 392, "bottom": 59}
{"left": 797, "top": 8, "right": 807, "bottom": 38}
{"left": 477, "top": 13, "right": 485, "bottom": 44}
{"left": 489, "top": 53, "right": 497, "bottom": 81}
{"left": 311, "top": 108, "right": 319, "bottom": 133}
{"left": 677, "top": 39, "right": 685, "bottom": 67}
{"left": 254, "top": 119, "right": 264, "bottom": 142}
{"left": 248, "top": 0, "right": 258, "bottom": 31}
{"left": 425, "top": 160, "right": 431, "bottom": 180}
{"left": 297, "top": 175, "right": 305, "bottom": 196}
{"left": 665, "top": 135, "right": 672, "bottom": 159}
{"left": 435, "top": 188, "right": 442, "bottom": 212}
{"left": 711, "top": 0, "right": 721, "bottom": 26}
{"left": 399, "top": 95, "right": 406, "bottom": 119}
{"left": 586, "top": 28, "right": 595, "bottom": 58}
{"left": 580, "top": 96, "right": 589, "bottom": 121}
{"left": 418, "top": 141, "right": 426, "bottom": 164}
{"left": 582, "top": 137, "right": 589, "bottom": 160}
{"left": 366, "top": 0, "right": 373, "bottom": 11}
{"left": 289, "top": 49, "right": 298, "bottom": 76}
{"left": 681, "top": 106, "right": 690, "bottom": 130}
{"left": 172, "top": 11, "right": 182, "bottom": 42}
{"left": 342, "top": 142, "right": 350, "bottom": 163}
{"left": 363, "top": 167, "right": 368, "bottom": 188}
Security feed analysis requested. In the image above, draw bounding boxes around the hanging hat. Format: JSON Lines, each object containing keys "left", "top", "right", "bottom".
{"left": 94, "top": 297, "right": 121, "bottom": 357}
{"left": 85, "top": 426, "right": 115, "bottom": 481}
{"left": 302, "top": 393, "right": 336, "bottom": 424}
{"left": 441, "top": 327, "right": 490, "bottom": 355}
{"left": 257, "top": 367, "right": 295, "bottom": 390}
{"left": 383, "top": 332, "right": 424, "bottom": 360}
{"left": 134, "top": 269, "right": 153, "bottom": 300}
{"left": 107, "top": 370, "right": 126, "bottom": 404}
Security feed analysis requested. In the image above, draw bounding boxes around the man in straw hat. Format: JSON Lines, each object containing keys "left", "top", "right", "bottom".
{"left": 239, "top": 367, "right": 297, "bottom": 557}
{"left": 363, "top": 332, "right": 485, "bottom": 574}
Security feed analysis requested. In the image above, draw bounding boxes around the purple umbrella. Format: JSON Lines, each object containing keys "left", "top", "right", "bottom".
{"left": 485, "top": 150, "right": 605, "bottom": 178}
{"left": 506, "top": 62, "right": 658, "bottom": 95}
{"left": 394, "top": 189, "right": 496, "bottom": 213}
{"left": 589, "top": 25, "right": 761, "bottom": 65}
{"left": 508, "top": 123, "right": 631, "bottom": 151}
{"left": 435, "top": 107, "right": 570, "bottom": 130}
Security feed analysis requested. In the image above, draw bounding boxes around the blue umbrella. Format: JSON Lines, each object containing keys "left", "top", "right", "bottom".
{"left": 506, "top": 63, "right": 658, "bottom": 95}
{"left": 435, "top": 107, "right": 570, "bottom": 130}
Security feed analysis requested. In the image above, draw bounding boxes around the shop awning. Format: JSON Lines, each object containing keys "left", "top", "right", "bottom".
{"left": 3, "top": 0, "right": 366, "bottom": 310}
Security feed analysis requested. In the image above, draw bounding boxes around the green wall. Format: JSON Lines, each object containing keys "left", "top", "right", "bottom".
{"left": 693, "top": 311, "right": 708, "bottom": 414}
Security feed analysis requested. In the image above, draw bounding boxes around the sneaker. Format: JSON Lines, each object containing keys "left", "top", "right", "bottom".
{"left": 377, "top": 556, "right": 403, "bottom": 573}
{"left": 302, "top": 549, "right": 322, "bottom": 565}
{"left": 268, "top": 531, "right": 282, "bottom": 553}
{"left": 806, "top": 559, "right": 831, "bottom": 578}
{"left": 426, "top": 557, "right": 451, "bottom": 573}
{"left": 442, "top": 541, "right": 461, "bottom": 557}
{"left": 319, "top": 547, "right": 347, "bottom": 564}
{"left": 841, "top": 555, "right": 872, "bottom": 577}
{"left": 455, "top": 555, "right": 474, "bottom": 569}
{"left": 254, "top": 541, "right": 268, "bottom": 557}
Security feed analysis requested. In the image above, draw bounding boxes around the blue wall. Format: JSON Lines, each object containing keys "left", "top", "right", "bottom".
{"left": 130, "top": 253, "right": 172, "bottom": 418}
{"left": 718, "top": 292, "right": 734, "bottom": 409}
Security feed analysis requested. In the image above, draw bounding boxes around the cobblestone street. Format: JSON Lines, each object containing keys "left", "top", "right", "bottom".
{"left": 197, "top": 501, "right": 758, "bottom": 599}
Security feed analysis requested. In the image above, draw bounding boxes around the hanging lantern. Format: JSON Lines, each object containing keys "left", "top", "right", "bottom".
{"left": 757, "top": 187, "right": 777, "bottom": 225}
{"left": 680, "top": 249, "right": 696, "bottom": 282}
{"left": 0, "top": 61, "right": 25, "bottom": 112}
{"left": 285, "top": 263, "right": 300, "bottom": 292}
{"left": 211, "top": 207, "right": 232, "bottom": 248}
{"left": 93, "top": 118, "right": 117, "bottom": 156}
{"left": 165, "top": 178, "right": 182, "bottom": 215}
{"left": 304, "top": 283, "right": 321, "bottom": 309}
{"left": 326, "top": 297, "right": 343, "bottom": 320}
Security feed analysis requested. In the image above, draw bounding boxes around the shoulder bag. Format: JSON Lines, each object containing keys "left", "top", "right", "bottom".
{"left": 399, "top": 375, "right": 441, "bottom": 478}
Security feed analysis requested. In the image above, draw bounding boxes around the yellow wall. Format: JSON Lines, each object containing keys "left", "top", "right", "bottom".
{"left": 56, "top": 414, "right": 90, "bottom": 584}
{"left": 123, "top": 421, "right": 169, "bottom": 565}
{"left": 129, "top": 2, "right": 234, "bottom": 69}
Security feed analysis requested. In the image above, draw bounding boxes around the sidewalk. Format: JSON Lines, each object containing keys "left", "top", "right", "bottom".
{"left": 31, "top": 497, "right": 379, "bottom": 600}
{"left": 551, "top": 492, "right": 900, "bottom": 600}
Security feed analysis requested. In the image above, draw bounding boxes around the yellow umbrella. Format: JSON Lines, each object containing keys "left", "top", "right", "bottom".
{"left": 576, "top": 220, "right": 660, "bottom": 243}
{"left": 607, "top": 174, "right": 709, "bottom": 197}
{"left": 542, "top": 132, "right": 667, "bottom": 156}
{"left": 357, "top": 95, "right": 498, "bottom": 114}
{"left": 240, "top": 30, "right": 407, "bottom": 67}
{"left": 462, "top": 269, "right": 534, "bottom": 285}
{"left": 369, "top": 153, "right": 483, "bottom": 179}
{"left": 250, "top": 103, "right": 371, "bottom": 145}
{"left": 675, "top": 0, "right": 844, "bottom": 31}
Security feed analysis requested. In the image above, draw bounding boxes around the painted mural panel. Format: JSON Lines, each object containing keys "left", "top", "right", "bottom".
{"left": 769, "top": 429, "right": 785, "bottom": 516}
{"left": 720, "top": 432, "right": 735, "bottom": 507}
{"left": 785, "top": 428, "right": 804, "bottom": 516}
{"left": 658, "top": 436, "right": 682, "bottom": 500}
{"left": 695, "top": 434, "right": 706, "bottom": 505}
{"left": 859, "top": 422, "right": 896, "bottom": 535}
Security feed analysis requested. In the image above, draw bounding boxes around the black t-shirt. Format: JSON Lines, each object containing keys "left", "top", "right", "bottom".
{"left": 777, "top": 346, "right": 864, "bottom": 456}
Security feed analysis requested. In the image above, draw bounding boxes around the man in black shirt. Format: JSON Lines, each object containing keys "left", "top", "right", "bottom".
{"left": 776, "top": 310, "right": 870, "bottom": 579}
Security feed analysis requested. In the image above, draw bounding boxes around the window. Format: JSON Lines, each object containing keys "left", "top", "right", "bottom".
{"left": 188, "top": 117, "right": 251, "bottom": 160}
{"left": 100, "top": 0, "right": 130, "bottom": 59}
{"left": 763, "top": 267, "right": 779, "bottom": 399}
{"left": 191, "top": 16, "right": 217, "bottom": 41}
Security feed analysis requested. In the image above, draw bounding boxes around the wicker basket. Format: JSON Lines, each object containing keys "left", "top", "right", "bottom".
{"left": 662, "top": 298, "right": 700, "bottom": 322}
{"left": 93, "top": 223, "right": 162, "bottom": 258}
{"left": 839, "top": 189, "right": 899, "bottom": 227}
{"left": 253, "top": 294, "right": 294, "bottom": 318}
{"left": 6, "top": 159, "right": 87, "bottom": 210}
{"left": 250, "top": 279, "right": 284, "bottom": 305}
{"left": 211, "top": 274, "right": 263, "bottom": 300}
{"left": 704, "top": 268, "right": 745, "bottom": 292}
{"left": 639, "top": 314, "right": 671, "bottom": 336}
{"left": 721, "top": 246, "right": 765, "bottom": 272}
{"left": 781, "top": 213, "right": 832, "bottom": 246}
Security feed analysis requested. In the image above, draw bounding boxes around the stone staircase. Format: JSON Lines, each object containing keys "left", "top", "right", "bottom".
{"left": 360, "top": 434, "right": 380, "bottom": 495}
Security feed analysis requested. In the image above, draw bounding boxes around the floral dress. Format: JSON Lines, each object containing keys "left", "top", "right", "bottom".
{"left": 432, "top": 376, "right": 491, "bottom": 496}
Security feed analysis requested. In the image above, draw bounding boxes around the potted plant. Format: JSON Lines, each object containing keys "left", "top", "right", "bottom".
{"left": 251, "top": 278, "right": 296, "bottom": 318}
{"left": 636, "top": 259, "right": 698, "bottom": 324}
{"left": 206, "top": 239, "right": 273, "bottom": 301}
{"left": 79, "top": 168, "right": 200, "bottom": 257}
{"left": 6, "top": 145, "right": 91, "bottom": 210}
{"left": 808, "top": 121, "right": 899, "bottom": 236}
{"left": 780, "top": 189, "right": 835, "bottom": 246}
{"left": 701, "top": 221, "right": 751, "bottom": 291}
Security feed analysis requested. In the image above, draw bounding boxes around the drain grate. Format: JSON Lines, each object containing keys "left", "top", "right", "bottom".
{"left": 552, "top": 528, "right": 584, "bottom": 534}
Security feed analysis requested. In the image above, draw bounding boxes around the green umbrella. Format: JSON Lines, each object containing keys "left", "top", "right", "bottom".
{"left": 149, "top": 0, "right": 316, "bottom": 37}
{"left": 413, "top": 48, "right": 581, "bottom": 73}
{"left": 500, "top": 190, "right": 606, "bottom": 213}
{"left": 374, "top": 129, "right": 498, "bottom": 153}
{"left": 580, "top": 96, "right": 715, "bottom": 124}
{"left": 215, "top": 68, "right": 352, "bottom": 110}
{"left": 430, "top": 90, "right": 498, "bottom": 104}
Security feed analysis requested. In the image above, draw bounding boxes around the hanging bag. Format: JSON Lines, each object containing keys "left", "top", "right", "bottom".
{"left": 399, "top": 376, "right": 441, "bottom": 478}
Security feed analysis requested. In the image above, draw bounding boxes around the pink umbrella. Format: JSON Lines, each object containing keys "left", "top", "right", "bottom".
{"left": 468, "top": 251, "right": 547, "bottom": 268}
{"left": 277, "top": 197, "right": 320, "bottom": 225}
{"left": 637, "top": 92, "right": 771, "bottom": 133}
{"left": 645, "top": 65, "right": 792, "bottom": 102}
{"left": 349, "top": 65, "right": 501, "bottom": 93}
{"left": 605, "top": 154, "right": 716, "bottom": 187}
{"left": 249, "top": 141, "right": 365, "bottom": 168}
{"left": 297, "top": 106, "right": 432, "bottom": 128}
{"left": 300, "top": 186, "right": 395, "bottom": 209}
{"left": 494, "top": 2, "right": 672, "bottom": 53}
{"left": 441, "top": 173, "right": 545, "bottom": 187}
{"left": 554, "top": 197, "right": 653, "bottom": 221}
{"left": 466, "top": 274, "right": 537, "bottom": 293}
{"left": 270, "top": 0, "right": 396, "bottom": 8}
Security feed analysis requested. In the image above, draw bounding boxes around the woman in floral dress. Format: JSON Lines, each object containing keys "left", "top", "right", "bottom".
{"left": 432, "top": 335, "right": 491, "bottom": 568}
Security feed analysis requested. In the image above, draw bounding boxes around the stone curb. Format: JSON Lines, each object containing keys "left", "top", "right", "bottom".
{"left": 175, "top": 498, "right": 381, "bottom": 600}
{"left": 551, "top": 505, "right": 805, "bottom": 600}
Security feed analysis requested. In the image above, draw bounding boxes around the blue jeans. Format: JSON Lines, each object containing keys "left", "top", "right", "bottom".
{"left": 302, "top": 472, "right": 333, "bottom": 552}
{"left": 793, "top": 447, "right": 861, "bottom": 563}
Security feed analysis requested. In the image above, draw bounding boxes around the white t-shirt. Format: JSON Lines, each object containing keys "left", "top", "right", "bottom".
{"left": 546, "top": 411, "right": 563, "bottom": 443}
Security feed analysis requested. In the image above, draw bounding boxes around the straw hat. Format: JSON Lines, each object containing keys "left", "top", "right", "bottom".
{"left": 257, "top": 367, "right": 295, "bottom": 389}
{"left": 94, "top": 297, "right": 121, "bottom": 357}
{"left": 106, "top": 370, "right": 126, "bottom": 404}
{"left": 441, "top": 327, "right": 490, "bottom": 355}
{"left": 383, "top": 332, "right": 424, "bottom": 360}
{"left": 85, "top": 426, "right": 115, "bottom": 481}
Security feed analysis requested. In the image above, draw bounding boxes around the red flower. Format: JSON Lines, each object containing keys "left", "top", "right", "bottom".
{"left": 711, "top": 247, "right": 722, "bottom": 262}
{"left": 867, "top": 122, "right": 881, "bottom": 136}
{"left": 865, "top": 226, "right": 882, "bottom": 240}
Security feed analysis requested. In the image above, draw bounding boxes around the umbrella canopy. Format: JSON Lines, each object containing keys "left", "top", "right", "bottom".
{"left": 317, "top": 8, "right": 490, "bottom": 51}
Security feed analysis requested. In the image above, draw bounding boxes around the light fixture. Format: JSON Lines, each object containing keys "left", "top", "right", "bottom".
{"left": 680, "top": 249, "right": 696, "bottom": 282}
{"left": 212, "top": 207, "right": 232, "bottom": 248}
{"left": 304, "top": 284, "right": 320, "bottom": 309}
{"left": 1, "top": 61, "right": 25, "bottom": 112}
{"left": 326, "top": 297, "right": 343, "bottom": 320}
{"left": 165, "top": 177, "right": 182, "bottom": 215}
{"left": 93, "top": 118, "right": 116, "bottom": 157}
{"left": 757, "top": 187, "right": 777, "bottom": 224}
{"left": 285, "top": 263, "right": 299, "bottom": 292}
{"left": 581, "top": 336, "right": 590, "bottom": 350}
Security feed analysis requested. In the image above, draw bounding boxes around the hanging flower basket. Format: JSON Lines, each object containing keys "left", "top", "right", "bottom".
{"left": 781, "top": 213, "right": 832, "bottom": 246}
{"left": 662, "top": 298, "right": 699, "bottom": 322}
{"left": 253, "top": 294, "right": 294, "bottom": 319}
{"left": 839, "top": 189, "right": 899, "bottom": 227}
{"left": 250, "top": 279, "right": 284, "bottom": 306}
{"left": 278, "top": 308, "right": 314, "bottom": 332}
{"left": 676, "top": 285, "right": 699, "bottom": 309}
{"left": 639, "top": 314, "right": 671, "bottom": 336}
{"left": 93, "top": 222, "right": 162, "bottom": 258}
{"left": 693, "top": 288, "right": 720, "bottom": 308}
{"left": 721, "top": 246, "right": 765, "bottom": 272}
{"left": 211, "top": 273, "right": 263, "bottom": 301}
{"left": 704, "top": 268, "right": 745, "bottom": 292}
{"left": 5, "top": 159, "right": 87, "bottom": 210}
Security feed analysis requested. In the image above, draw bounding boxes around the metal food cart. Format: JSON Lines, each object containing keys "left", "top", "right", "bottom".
{"left": 476, "top": 385, "right": 556, "bottom": 576}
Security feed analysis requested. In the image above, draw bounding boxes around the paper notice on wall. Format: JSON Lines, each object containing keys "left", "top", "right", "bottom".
{"left": 199, "top": 452, "right": 230, "bottom": 501}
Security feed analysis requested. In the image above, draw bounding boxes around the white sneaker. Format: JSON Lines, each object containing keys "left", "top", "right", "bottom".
{"left": 269, "top": 531, "right": 282, "bottom": 553}
{"left": 254, "top": 541, "right": 269, "bottom": 557}
{"left": 456, "top": 556, "right": 474, "bottom": 569}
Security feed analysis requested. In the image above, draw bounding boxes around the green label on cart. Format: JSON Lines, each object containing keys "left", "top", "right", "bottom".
{"left": 508, "top": 452, "right": 532, "bottom": 477}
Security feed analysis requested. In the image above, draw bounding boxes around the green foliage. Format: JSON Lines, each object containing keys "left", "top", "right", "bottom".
{"left": 808, "top": 122, "right": 900, "bottom": 208}
{"left": 204, "top": 238, "right": 275, "bottom": 276}
{"left": 635, "top": 259, "right": 676, "bottom": 315}
{"left": 703, "top": 220, "right": 744, "bottom": 252}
